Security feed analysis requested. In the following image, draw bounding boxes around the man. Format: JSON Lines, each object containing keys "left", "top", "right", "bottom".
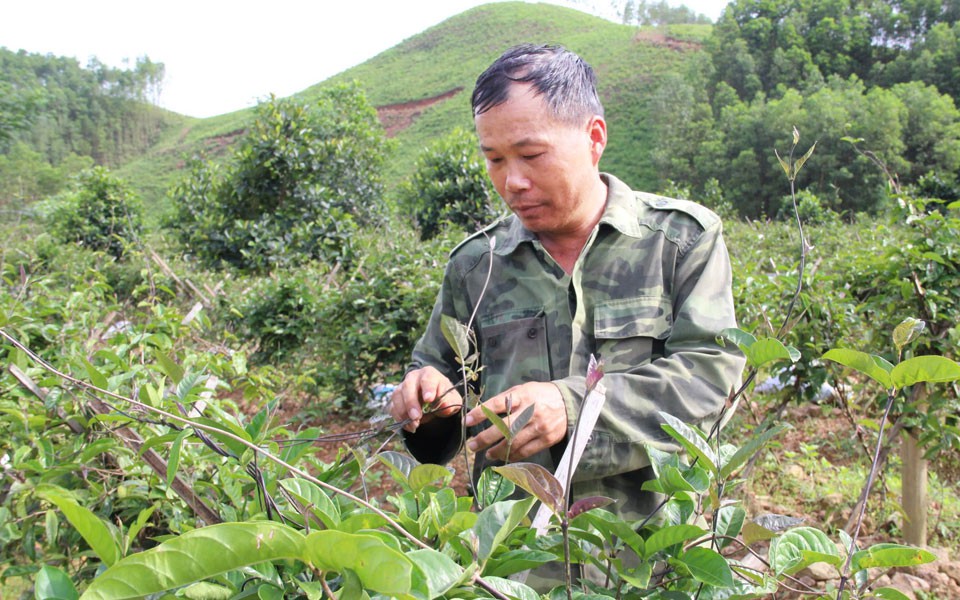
{"left": 389, "top": 44, "right": 744, "bottom": 520}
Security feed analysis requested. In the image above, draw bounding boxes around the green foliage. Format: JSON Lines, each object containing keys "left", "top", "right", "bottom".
{"left": 0, "top": 143, "right": 93, "bottom": 208}
{"left": 169, "top": 84, "right": 389, "bottom": 270}
{"left": 310, "top": 229, "right": 452, "bottom": 407}
{"left": 0, "top": 48, "right": 174, "bottom": 166}
{"left": 398, "top": 127, "right": 501, "bottom": 240}
{"left": 653, "top": 77, "right": 960, "bottom": 217}
{"left": 38, "top": 166, "right": 143, "bottom": 259}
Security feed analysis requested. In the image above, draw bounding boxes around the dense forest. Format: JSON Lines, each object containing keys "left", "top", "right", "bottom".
{"left": 0, "top": 48, "right": 177, "bottom": 205}
{"left": 649, "top": 0, "right": 960, "bottom": 217}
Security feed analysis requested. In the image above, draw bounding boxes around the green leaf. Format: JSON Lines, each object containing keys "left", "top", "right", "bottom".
{"left": 680, "top": 546, "right": 734, "bottom": 587}
{"left": 153, "top": 350, "right": 184, "bottom": 385}
{"left": 38, "top": 486, "right": 120, "bottom": 567}
{"left": 871, "top": 587, "right": 913, "bottom": 600}
{"left": 408, "top": 463, "right": 453, "bottom": 493}
{"left": 774, "top": 148, "right": 792, "bottom": 178}
{"left": 305, "top": 530, "right": 413, "bottom": 596}
{"left": 473, "top": 496, "right": 536, "bottom": 562}
{"left": 440, "top": 315, "right": 471, "bottom": 361}
{"left": 718, "top": 327, "right": 756, "bottom": 352}
{"left": 644, "top": 524, "right": 706, "bottom": 559}
{"left": 478, "top": 576, "right": 539, "bottom": 600}
{"left": 850, "top": 544, "right": 936, "bottom": 572}
{"left": 793, "top": 141, "right": 817, "bottom": 177}
{"left": 82, "top": 522, "right": 306, "bottom": 600}
{"left": 175, "top": 371, "right": 205, "bottom": 404}
{"left": 659, "top": 412, "right": 717, "bottom": 474}
{"left": 720, "top": 423, "right": 789, "bottom": 479}
{"left": 768, "top": 527, "right": 841, "bottom": 576}
{"left": 492, "top": 463, "right": 563, "bottom": 516}
{"left": 476, "top": 469, "right": 516, "bottom": 507}
{"left": 35, "top": 565, "right": 79, "bottom": 600}
{"left": 745, "top": 338, "right": 801, "bottom": 368}
{"left": 481, "top": 404, "right": 511, "bottom": 439}
{"left": 823, "top": 348, "right": 894, "bottom": 388}
{"left": 484, "top": 549, "right": 557, "bottom": 578}
{"left": 165, "top": 428, "right": 192, "bottom": 489}
{"left": 82, "top": 359, "right": 109, "bottom": 390}
{"left": 124, "top": 504, "right": 158, "bottom": 554}
{"left": 893, "top": 318, "right": 926, "bottom": 352}
{"left": 577, "top": 510, "right": 645, "bottom": 557}
{"left": 377, "top": 451, "right": 418, "bottom": 488}
{"left": 408, "top": 548, "right": 464, "bottom": 598}
{"left": 79, "top": 438, "right": 117, "bottom": 463}
{"left": 714, "top": 505, "right": 746, "bottom": 550}
{"left": 891, "top": 355, "right": 960, "bottom": 388}
{"left": 278, "top": 478, "right": 341, "bottom": 529}
{"left": 509, "top": 403, "right": 536, "bottom": 438}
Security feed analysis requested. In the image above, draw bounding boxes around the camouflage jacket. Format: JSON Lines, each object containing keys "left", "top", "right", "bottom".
{"left": 403, "top": 173, "right": 745, "bottom": 519}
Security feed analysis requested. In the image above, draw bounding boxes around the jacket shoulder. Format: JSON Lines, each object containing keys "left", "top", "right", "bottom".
{"left": 636, "top": 192, "right": 720, "bottom": 231}
{"left": 448, "top": 216, "right": 512, "bottom": 258}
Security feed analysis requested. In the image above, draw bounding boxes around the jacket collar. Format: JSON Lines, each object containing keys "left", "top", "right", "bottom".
{"left": 492, "top": 173, "right": 641, "bottom": 256}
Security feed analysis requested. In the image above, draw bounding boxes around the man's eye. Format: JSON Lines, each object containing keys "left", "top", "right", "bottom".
{"left": 487, "top": 157, "right": 503, "bottom": 164}
{"left": 523, "top": 153, "right": 544, "bottom": 160}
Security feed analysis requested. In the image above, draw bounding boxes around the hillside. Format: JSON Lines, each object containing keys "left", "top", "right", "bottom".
{"left": 116, "top": 2, "right": 709, "bottom": 220}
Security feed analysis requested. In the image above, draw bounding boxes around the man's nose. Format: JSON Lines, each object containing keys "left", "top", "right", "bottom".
{"left": 504, "top": 166, "right": 530, "bottom": 194}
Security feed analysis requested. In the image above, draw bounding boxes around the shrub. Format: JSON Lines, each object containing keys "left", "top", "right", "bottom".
{"left": 312, "top": 227, "right": 454, "bottom": 409}
{"left": 397, "top": 128, "right": 501, "bottom": 240}
{"left": 39, "top": 166, "right": 142, "bottom": 259}
{"left": 169, "top": 83, "right": 389, "bottom": 271}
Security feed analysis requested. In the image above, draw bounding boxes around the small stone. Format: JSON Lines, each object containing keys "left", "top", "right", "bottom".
{"left": 940, "top": 561, "right": 960, "bottom": 584}
{"left": 892, "top": 572, "right": 931, "bottom": 595}
{"left": 785, "top": 464, "right": 805, "bottom": 479}
{"left": 886, "top": 574, "right": 918, "bottom": 600}
{"left": 800, "top": 561, "right": 840, "bottom": 582}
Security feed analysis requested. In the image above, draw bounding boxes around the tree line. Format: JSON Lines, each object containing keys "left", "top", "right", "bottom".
{"left": 0, "top": 48, "right": 171, "bottom": 208}
{"left": 647, "top": 0, "right": 960, "bottom": 218}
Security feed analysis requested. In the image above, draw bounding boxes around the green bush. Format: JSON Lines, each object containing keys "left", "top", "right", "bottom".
{"left": 397, "top": 127, "right": 501, "bottom": 240}
{"left": 312, "top": 227, "right": 454, "bottom": 409}
{"left": 169, "top": 83, "right": 389, "bottom": 271}
{"left": 39, "top": 166, "right": 142, "bottom": 259}
{"left": 228, "top": 269, "right": 324, "bottom": 364}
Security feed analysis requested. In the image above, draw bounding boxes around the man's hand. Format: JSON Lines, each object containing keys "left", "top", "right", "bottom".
{"left": 389, "top": 367, "right": 463, "bottom": 432}
{"left": 464, "top": 382, "right": 567, "bottom": 462}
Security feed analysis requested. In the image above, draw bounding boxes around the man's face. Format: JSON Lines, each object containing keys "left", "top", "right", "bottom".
{"left": 475, "top": 83, "right": 606, "bottom": 237}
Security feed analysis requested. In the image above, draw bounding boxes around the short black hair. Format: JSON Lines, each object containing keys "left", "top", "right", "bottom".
{"left": 471, "top": 44, "right": 604, "bottom": 124}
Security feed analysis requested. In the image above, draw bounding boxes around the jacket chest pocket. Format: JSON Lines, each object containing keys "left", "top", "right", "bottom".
{"left": 478, "top": 308, "right": 549, "bottom": 398}
{"left": 594, "top": 296, "right": 673, "bottom": 370}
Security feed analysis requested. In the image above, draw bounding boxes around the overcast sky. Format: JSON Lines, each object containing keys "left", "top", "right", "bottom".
{"left": 2, "top": 0, "right": 728, "bottom": 118}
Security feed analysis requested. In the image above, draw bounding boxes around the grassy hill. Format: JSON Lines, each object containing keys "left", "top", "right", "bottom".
{"left": 117, "top": 1, "right": 710, "bottom": 223}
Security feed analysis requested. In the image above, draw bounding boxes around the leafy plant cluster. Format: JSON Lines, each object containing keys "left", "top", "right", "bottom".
{"left": 224, "top": 229, "right": 453, "bottom": 407}
{"left": 397, "top": 127, "right": 501, "bottom": 241}
{"left": 726, "top": 191, "right": 960, "bottom": 458}
{"left": 34, "top": 166, "right": 143, "bottom": 259}
{"left": 169, "top": 83, "right": 389, "bottom": 271}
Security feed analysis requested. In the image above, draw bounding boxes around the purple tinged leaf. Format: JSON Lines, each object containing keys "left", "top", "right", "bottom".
{"left": 493, "top": 463, "right": 564, "bottom": 516}
{"left": 508, "top": 404, "right": 535, "bottom": 438}
{"left": 566, "top": 496, "right": 615, "bottom": 519}
{"left": 585, "top": 354, "right": 604, "bottom": 392}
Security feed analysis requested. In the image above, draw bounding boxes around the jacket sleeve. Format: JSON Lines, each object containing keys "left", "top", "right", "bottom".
{"left": 400, "top": 258, "right": 474, "bottom": 465}
{"left": 553, "top": 219, "right": 745, "bottom": 481}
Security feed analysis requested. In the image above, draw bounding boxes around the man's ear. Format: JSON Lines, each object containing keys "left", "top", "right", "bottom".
{"left": 588, "top": 115, "right": 607, "bottom": 165}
